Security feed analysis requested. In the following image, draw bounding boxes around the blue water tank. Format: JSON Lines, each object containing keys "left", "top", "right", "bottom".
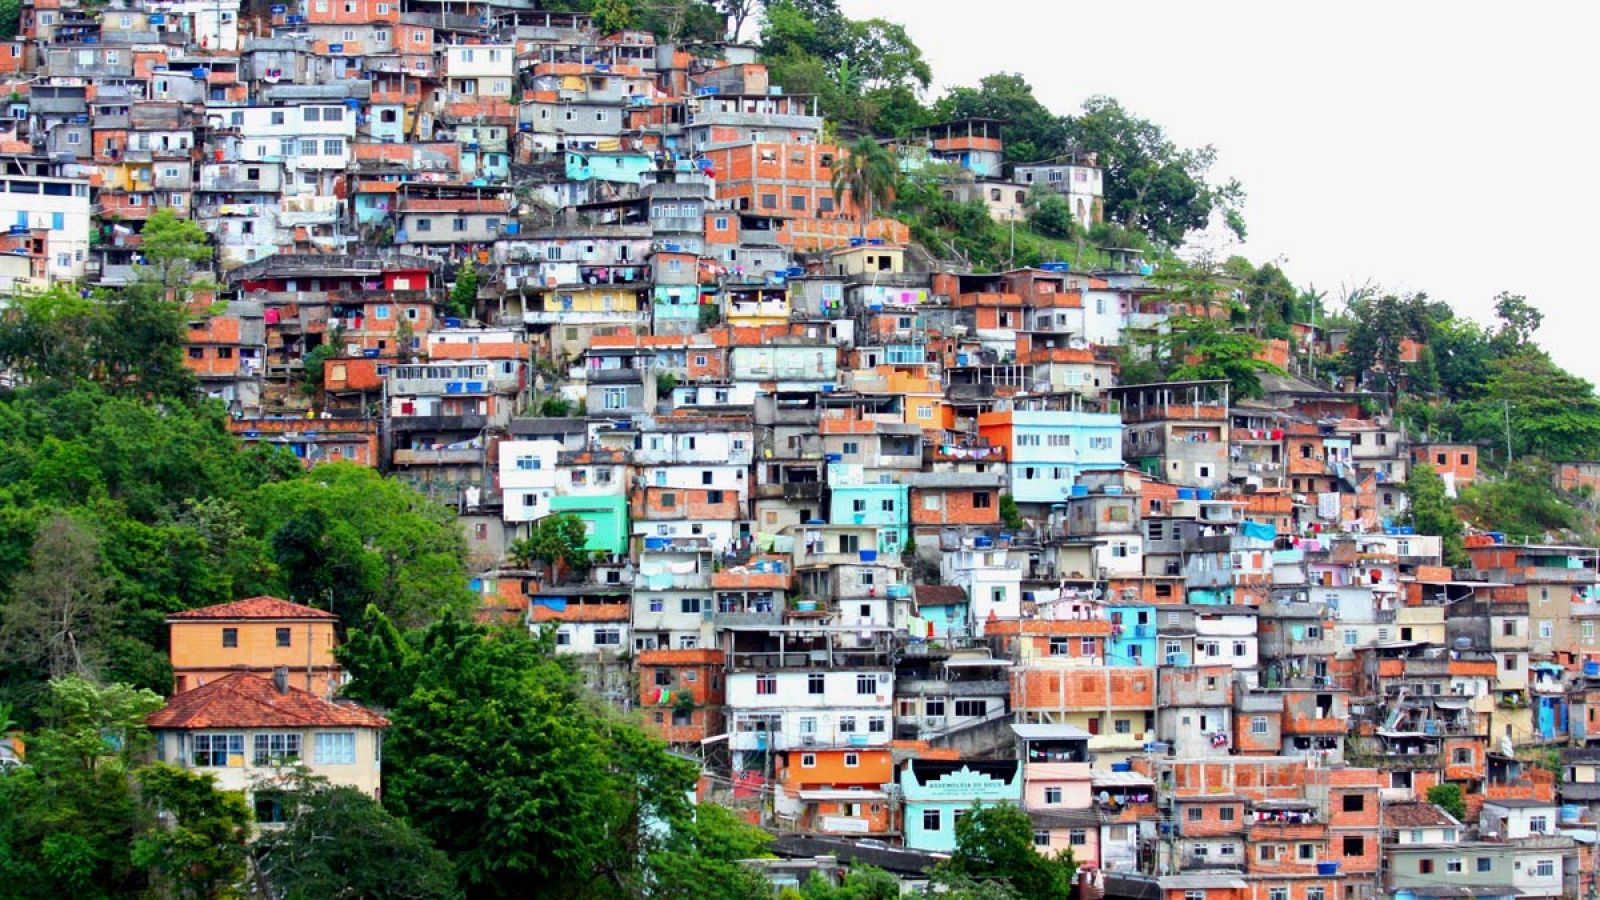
{"left": 1178, "top": 488, "right": 1196, "bottom": 500}
{"left": 1585, "top": 660, "right": 1600, "bottom": 677}
{"left": 1197, "top": 488, "right": 1215, "bottom": 501}
{"left": 1071, "top": 485, "right": 1089, "bottom": 497}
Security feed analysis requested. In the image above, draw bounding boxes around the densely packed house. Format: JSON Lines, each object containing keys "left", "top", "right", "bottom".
{"left": 18, "top": 0, "right": 1600, "bottom": 894}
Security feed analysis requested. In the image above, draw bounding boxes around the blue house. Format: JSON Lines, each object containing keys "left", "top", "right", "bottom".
{"left": 1106, "top": 604, "right": 1156, "bottom": 667}
{"left": 901, "top": 759, "right": 1022, "bottom": 852}
{"left": 914, "top": 585, "right": 969, "bottom": 639}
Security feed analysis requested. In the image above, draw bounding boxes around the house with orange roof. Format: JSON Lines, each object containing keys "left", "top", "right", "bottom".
{"left": 145, "top": 671, "right": 388, "bottom": 819}
{"left": 166, "top": 596, "right": 343, "bottom": 697}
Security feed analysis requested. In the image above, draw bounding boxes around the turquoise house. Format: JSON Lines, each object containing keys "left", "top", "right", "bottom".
{"left": 901, "top": 759, "right": 1022, "bottom": 852}
{"left": 548, "top": 495, "right": 628, "bottom": 558}
{"left": 1106, "top": 604, "right": 1156, "bottom": 667}
{"left": 828, "top": 483, "right": 907, "bottom": 529}
{"left": 565, "top": 151, "right": 653, "bottom": 185}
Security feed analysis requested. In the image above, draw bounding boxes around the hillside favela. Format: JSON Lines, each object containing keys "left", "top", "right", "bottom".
{"left": 0, "top": 1, "right": 1596, "bottom": 899}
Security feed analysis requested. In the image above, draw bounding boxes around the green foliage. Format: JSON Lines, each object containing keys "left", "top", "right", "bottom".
{"left": 1456, "top": 352, "right": 1600, "bottom": 462}
{"left": 0, "top": 0, "right": 20, "bottom": 39}
{"left": 792, "top": 864, "right": 902, "bottom": 899}
{"left": 1160, "top": 316, "right": 1279, "bottom": 399}
{"left": 138, "top": 208, "right": 213, "bottom": 290}
{"left": 936, "top": 803, "right": 1076, "bottom": 898}
{"left": 0, "top": 676, "right": 238, "bottom": 898}
{"left": 1025, "top": 189, "right": 1077, "bottom": 241}
{"left": 0, "top": 284, "right": 195, "bottom": 399}
{"left": 762, "top": 2, "right": 930, "bottom": 133}
{"left": 301, "top": 343, "right": 336, "bottom": 399}
{"left": 657, "top": 370, "right": 679, "bottom": 397}
{"left": 538, "top": 395, "right": 574, "bottom": 417}
{"left": 1338, "top": 292, "right": 1434, "bottom": 395}
{"left": 832, "top": 137, "right": 898, "bottom": 236}
{"left": 508, "top": 512, "right": 592, "bottom": 575}
{"left": 1065, "top": 96, "right": 1244, "bottom": 244}
{"left": 449, "top": 261, "right": 479, "bottom": 320}
{"left": 1402, "top": 463, "right": 1465, "bottom": 566}
{"left": 1426, "top": 784, "right": 1466, "bottom": 822}
{"left": 338, "top": 613, "right": 704, "bottom": 897}
{"left": 131, "top": 764, "right": 252, "bottom": 899}
{"left": 1458, "top": 461, "right": 1581, "bottom": 542}
{"left": 589, "top": 0, "right": 634, "bottom": 34}
{"left": 935, "top": 73, "right": 1067, "bottom": 166}
{"left": 0, "top": 512, "right": 112, "bottom": 682}
{"left": 251, "top": 464, "right": 475, "bottom": 626}
{"left": 998, "top": 494, "right": 1023, "bottom": 531}
{"left": 647, "top": 803, "right": 773, "bottom": 900}
{"left": 698, "top": 302, "right": 723, "bottom": 329}
{"left": 254, "top": 774, "right": 460, "bottom": 900}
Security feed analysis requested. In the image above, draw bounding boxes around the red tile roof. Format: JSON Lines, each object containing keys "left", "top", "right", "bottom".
{"left": 147, "top": 672, "right": 388, "bottom": 730}
{"left": 168, "top": 596, "right": 338, "bottom": 621}
{"left": 1384, "top": 802, "right": 1458, "bottom": 828}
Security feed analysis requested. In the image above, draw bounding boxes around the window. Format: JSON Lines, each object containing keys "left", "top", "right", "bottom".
{"left": 1306, "top": 890, "right": 1324, "bottom": 900}
{"left": 323, "top": 139, "right": 343, "bottom": 156}
{"left": 755, "top": 674, "right": 776, "bottom": 695}
{"left": 973, "top": 492, "right": 992, "bottom": 508}
{"left": 955, "top": 700, "right": 986, "bottom": 718}
{"left": 1219, "top": 806, "right": 1235, "bottom": 821}
{"left": 1530, "top": 815, "right": 1549, "bottom": 834}
{"left": 1446, "top": 858, "right": 1463, "bottom": 874}
{"left": 869, "top": 716, "right": 885, "bottom": 733}
{"left": 222, "top": 628, "right": 238, "bottom": 648}
{"left": 594, "top": 628, "right": 621, "bottom": 647}
{"left": 839, "top": 716, "right": 856, "bottom": 733}
{"left": 1258, "top": 843, "right": 1277, "bottom": 860}
{"left": 1045, "top": 787, "right": 1062, "bottom": 805}
{"left": 1114, "top": 718, "right": 1131, "bottom": 734}
{"left": 1187, "top": 807, "right": 1203, "bottom": 822}
{"left": 1452, "top": 747, "right": 1473, "bottom": 765}
{"left": 298, "top": 140, "right": 318, "bottom": 156}
{"left": 1477, "top": 857, "right": 1492, "bottom": 873}
{"left": 515, "top": 455, "right": 542, "bottom": 471}
{"left": 270, "top": 110, "right": 286, "bottom": 126}
{"left": 857, "top": 675, "right": 876, "bottom": 695}
{"left": 808, "top": 673, "right": 825, "bottom": 695}
{"left": 680, "top": 597, "right": 701, "bottom": 614}
{"left": 1233, "top": 640, "right": 1248, "bottom": 657}
{"left": 1536, "top": 859, "right": 1555, "bottom": 878}
{"left": 841, "top": 752, "right": 860, "bottom": 768}
{"left": 1252, "top": 716, "right": 1269, "bottom": 735}
{"left": 192, "top": 733, "right": 243, "bottom": 767}
{"left": 1298, "top": 843, "right": 1315, "bottom": 860}
{"left": 924, "top": 809, "right": 942, "bottom": 831}
{"left": 1069, "top": 829, "right": 1087, "bottom": 846}
{"left": 1036, "top": 830, "right": 1053, "bottom": 848}
{"left": 925, "top": 699, "right": 945, "bottom": 717}
{"left": 801, "top": 753, "right": 816, "bottom": 767}
{"left": 276, "top": 627, "right": 291, "bottom": 648}
{"left": 452, "top": 217, "right": 467, "bottom": 232}
{"left": 415, "top": 218, "right": 432, "bottom": 232}
{"left": 252, "top": 732, "right": 301, "bottom": 765}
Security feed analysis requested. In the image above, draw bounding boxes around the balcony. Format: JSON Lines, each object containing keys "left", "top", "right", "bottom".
{"left": 391, "top": 448, "right": 482, "bottom": 465}
{"left": 730, "top": 649, "right": 892, "bottom": 671}
{"left": 588, "top": 367, "right": 645, "bottom": 385}
{"left": 896, "top": 679, "right": 1008, "bottom": 697}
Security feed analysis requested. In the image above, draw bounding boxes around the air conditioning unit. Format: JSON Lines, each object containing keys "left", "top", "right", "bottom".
{"left": 800, "top": 734, "right": 816, "bottom": 746}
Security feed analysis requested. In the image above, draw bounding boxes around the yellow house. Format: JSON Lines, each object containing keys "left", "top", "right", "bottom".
{"left": 145, "top": 671, "right": 389, "bottom": 817}
{"left": 852, "top": 368, "right": 946, "bottom": 431}
{"left": 167, "top": 597, "right": 342, "bottom": 697}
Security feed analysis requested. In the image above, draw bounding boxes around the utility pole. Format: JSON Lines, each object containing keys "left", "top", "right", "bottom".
{"left": 1503, "top": 400, "right": 1514, "bottom": 464}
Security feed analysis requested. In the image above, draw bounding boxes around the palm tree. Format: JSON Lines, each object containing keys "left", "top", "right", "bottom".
{"left": 832, "top": 136, "right": 898, "bottom": 239}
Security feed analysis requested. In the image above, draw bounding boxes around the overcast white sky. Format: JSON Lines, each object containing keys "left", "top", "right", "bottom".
{"left": 838, "top": 0, "right": 1600, "bottom": 383}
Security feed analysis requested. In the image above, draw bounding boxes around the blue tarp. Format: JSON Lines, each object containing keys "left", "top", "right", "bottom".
{"left": 1241, "top": 521, "right": 1277, "bottom": 542}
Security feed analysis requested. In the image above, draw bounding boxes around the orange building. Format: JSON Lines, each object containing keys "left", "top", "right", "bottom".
{"left": 166, "top": 597, "right": 342, "bottom": 696}
{"left": 774, "top": 747, "right": 897, "bottom": 837}
{"left": 637, "top": 648, "right": 726, "bottom": 746}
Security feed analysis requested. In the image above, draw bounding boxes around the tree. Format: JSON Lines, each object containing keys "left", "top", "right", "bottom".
{"left": 338, "top": 614, "right": 701, "bottom": 898}
{"left": 1402, "top": 463, "right": 1465, "bottom": 566}
{"left": 131, "top": 764, "right": 252, "bottom": 900}
{"left": 998, "top": 494, "right": 1023, "bottom": 531}
{"left": 1025, "top": 189, "right": 1076, "bottom": 241}
{"left": 0, "top": 677, "right": 162, "bottom": 897}
{"left": 1457, "top": 352, "right": 1600, "bottom": 462}
{"left": 832, "top": 137, "right": 898, "bottom": 238}
{"left": 253, "top": 775, "right": 459, "bottom": 900}
{"left": 589, "top": 0, "right": 634, "bottom": 34}
{"left": 251, "top": 464, "right": 476, "bottom": 626}
{"left": 90, "top": 282, "right": 197, "bottom": 400}
{"left": 137, "top": 208, "right": 213, "bottom": 291}
{"left": 1458, "top": 461, "right": 1580, "bottom": 543}
{"left": 301, "top": 343, "right": 336, "bottom": 399}
{"left": 508, "top": 512, "right": 593, "bottom": 578}
{"left": 0, "top": 286, "right": 97, "bottom": 388}
{"left": 647, "top": 803, "right": 773, "bottom": 900}
{"left": 935, "top": 74, "right": 1067, "bottom": 167}
{"left": 936, "top": 804, "right": 1076, "bottom": 899}
{"left": 449, "top": 261, "right": 479, "bottom": 320}
{"left": 0, "top": 0, "right": 20, "bottom": 39}
{"left": 1065, "top": 96, "right": 1244, "bottom": 244}
{"left": 1339, "top": 292, "right": 1432, "bottom": 396}
{"left": 718, "top": 0, "right": 759, "bottom": 41}
{"left": 1426, "top": 784, "right": 1466, "bottom": 822}
{"left": 1491, "top": 291, "right": 1543, "bottom": 353}
{"left": 1158, "top": 316, "right": 1280, "bottom": 399}
{"left": 0, "top": 512, "right": 113, "bottom": 682}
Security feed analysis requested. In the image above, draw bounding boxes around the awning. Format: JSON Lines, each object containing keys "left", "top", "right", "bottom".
{"left": 798, "top": 789, "right": 888, "bottom": 802}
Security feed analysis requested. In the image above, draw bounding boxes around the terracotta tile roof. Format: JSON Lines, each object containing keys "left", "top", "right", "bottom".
{"left": 146, "top": 672, "right": 388, "bottom": 730}
{"left": 1384, "top": 802, "right": 1457, "bottom": 828}
{"left": 168, "top": 596, "right": 337, "bottom": 621}
{"left": 530, "top": 603, "right": 630, "bottom": 623}
{"left": 915, "top": 585, "right": 966, "bottom": 607}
